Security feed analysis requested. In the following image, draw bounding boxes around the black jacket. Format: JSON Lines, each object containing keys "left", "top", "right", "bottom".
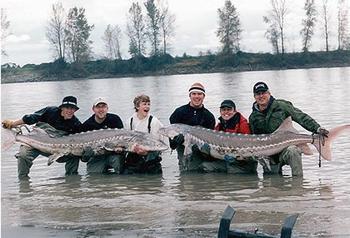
{"left": 81, "top": 113, "right": 124, "bottom": 132}
{"left": 169, "top": 103, "right": 215, "bottom": 129}
{"left": 22, "top": 106, "right": 81, "bottom": 134}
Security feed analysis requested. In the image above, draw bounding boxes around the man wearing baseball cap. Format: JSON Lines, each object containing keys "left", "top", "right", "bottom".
{"left": 169, "top": 82, "right": 216, "bottom": 172}
{"left": 2, "top": 96, "right": 82, "bottom": 179}
{"left": 80, "top": 97, "right": 125, "bottom": 174}
{"left": 249, "top": 82, "right": 329, "bottom": 176}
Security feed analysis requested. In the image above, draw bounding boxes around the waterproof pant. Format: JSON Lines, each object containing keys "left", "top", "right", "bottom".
{"left": 86, "top": 153, "right": 125, "bottom": 174}
{"left": 124, "top": 151, "right": 162, "bottom": 174}
{"left": 176, "top": 145, "right": 258, "bottom": 174}
{"left": 260, "top": 145, "right": 303, "bottom": 176}
{"left": 225, "top": 158, "right": 258, "bottom": 174}
{"left": 176, "top": 145, "right": 204, "bottom": 172}
{"left": 16, "top": 145, "right": 79, "bottom": 179}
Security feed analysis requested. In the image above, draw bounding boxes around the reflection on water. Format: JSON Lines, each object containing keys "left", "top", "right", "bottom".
{"left": 2, "top": 67, "right": 350, "bottom": 237}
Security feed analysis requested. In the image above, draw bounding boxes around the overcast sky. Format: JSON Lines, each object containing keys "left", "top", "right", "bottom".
{"left": 1, "top": 0, "right": 343, "bottom": 66}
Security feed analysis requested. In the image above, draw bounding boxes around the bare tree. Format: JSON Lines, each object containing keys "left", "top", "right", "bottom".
{"left": 337, "top": 0, "right": 349, "bottom": 50}
{"left": 46, "top": 2, "right": 66, "bottom": 61}
{"left": 264, "top": 0, "right": 289, "bottom": 54}
{"left": 263, "top": 16, "right": 280, "bottom": 54}
{"left": 159, "top": 1, "right": 175, "bottom": 55}
{"left": 217, "top": 0, "right": 242, "bottom": 54}
{"left": 144, "top": 0, "right": 161, "bottom": 56}
{"left": 321, "top": 0, "right": 331, "bottom": 52}
{"left": 102, "top": 24, "right": 122, "bottom": 60}
{"left": 127, "top": 2, "right": 146, "bottom": 57}
{"left": 300, "top": 0, "right": 317, "bottom": 52}
{"left": 1, "top": 8, "right": 10, "bottom": 56}
{"left": 65, "top": 7, "right": 94, "bottom": 63}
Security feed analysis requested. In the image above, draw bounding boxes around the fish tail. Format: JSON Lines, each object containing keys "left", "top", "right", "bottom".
{"left": 314, "top": 124, "right": 350, "bottom": 161}
{"left": 1, "top": 128, "right": 17, "bottom": 150}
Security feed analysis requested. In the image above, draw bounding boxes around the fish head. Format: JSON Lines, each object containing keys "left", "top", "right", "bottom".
{"left": 131, "top": 132, "right": 169, "bottom": 152}
{"left": 158, "top": 124, "right": 188, "bottom": 139}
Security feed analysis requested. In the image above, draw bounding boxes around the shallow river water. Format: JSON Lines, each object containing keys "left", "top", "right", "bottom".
{"left": 1, "top": 67, "right": 350, "bottom": 237}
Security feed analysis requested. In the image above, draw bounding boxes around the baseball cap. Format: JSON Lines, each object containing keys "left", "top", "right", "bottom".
{"left": 220, "top": 100, "right": 236, "bottom": 110}
{"left": 253, "top": 82, "right": 269, "bottom": 94}
{"left": 93, "top": 97, "right": 108, "bottom": 107}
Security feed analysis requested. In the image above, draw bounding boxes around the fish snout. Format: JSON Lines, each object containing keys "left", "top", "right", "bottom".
{"left": 158, "top": 126, "right": 179, "bottom": 139}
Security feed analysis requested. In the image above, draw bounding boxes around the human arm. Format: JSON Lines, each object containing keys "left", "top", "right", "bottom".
{"left": 238, "top": 114, "right": 251, "bottom": 134}
{"left": 169, "top": 108, "right": 180, "bottom": 124}
{"left": 214, "top": 123, "right": 220, "bottom": 131}
{"left": 203, "top": 110, "right": 216, "bottom": 129}
{"left": 169, "top": 134, "right": 185, "bottom": 150}
{"left": 2, "top": 106, "right": 52, "bottom": 129}
{"left": 22, "top": 107, "right": 51, "bottom": 125}
{"left": 111, "top": 114, "right": 124, "bottom": 129}
{"left": 2, "top": 119, "right": 25, "bottom": 129}
{"left": 282, "top": 100, "right": 321, "bottom": 133}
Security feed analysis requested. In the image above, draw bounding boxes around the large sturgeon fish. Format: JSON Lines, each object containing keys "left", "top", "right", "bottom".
{"left": 159, "top": 117, "right": 350, "bottom": 161}
{"left": 2, "top": 127, "right": 168, "bottom": 165}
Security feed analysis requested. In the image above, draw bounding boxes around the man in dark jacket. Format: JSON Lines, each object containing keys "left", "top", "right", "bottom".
{"left": 169, "top": 82, "right": 216, "bottom": 172}
{"left": 80, "top": 97, "right": 125, "bottom": 174}
{"left": 2, "top": 96, "right": 82, "bottom": 179}
{"left": 249, "top": 82, "right": 329, "bottom": 176}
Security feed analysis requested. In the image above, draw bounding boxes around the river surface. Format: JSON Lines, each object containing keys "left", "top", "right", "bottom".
{"left": 1, "top": 67, "right": 350, "bottom": 238}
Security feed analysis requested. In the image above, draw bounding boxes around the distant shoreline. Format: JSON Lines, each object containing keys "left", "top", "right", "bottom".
{"left": 2, "top": 64, "right": 349, "bottom": 85}
{"left": 2, "top": 50, "right": 350, "bottom": 84}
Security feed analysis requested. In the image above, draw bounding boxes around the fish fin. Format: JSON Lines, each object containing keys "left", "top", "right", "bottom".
{"left": 184, "top": 146, "right": 192, "bottom": 156}
{"left": 34, "top": 122, "right": 67, "bottom": 137}
{"left": 102, "top": 142, "right": 126, "bottom": 152}
{"left": 274, "top": 116, "right": 298, "bottom": 134}
{"left": 47, "top": 153, "right": 67, "bottom": 166}
{"left": 298, "top": 144, "right": 313, "bottom": 155}
{"left": 1, "top": 128, "right": 17, "bottom": 150}
{"left": 114, "top": 147, "right": 125, "bottom": 153}
{"left": 103, "top": 142, "right": 115, "bottom": 151}
{"left": 29, "top": 127, "right": 57, "bottom": 139}
{"left": 183, "top": 135, "right": 192, "bottom": 156}
{"left": 31, "top": 127, "right": 48, "bottom": 134}
{"left": 313, "top": 124, "right": 350, "bottom": 161}
{"left": 105, "top": 145, "right": 126, "bottom": 153}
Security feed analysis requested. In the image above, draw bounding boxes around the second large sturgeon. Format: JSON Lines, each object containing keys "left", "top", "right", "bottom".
{"left": 3, "top": 127, "right": 168, "bottom": 165}
{"left": 159, "top": 117, "right": 350, "bottom": 161}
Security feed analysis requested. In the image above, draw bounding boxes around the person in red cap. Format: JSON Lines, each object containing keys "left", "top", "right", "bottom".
{"left": 169, "top": 82, "right": 216, "bottom": 172}
{"left": 80, "top": 97, "right": 125, "bottom": 174}
{"left": 2, "top": 96, "right": 82, "bottom": 179}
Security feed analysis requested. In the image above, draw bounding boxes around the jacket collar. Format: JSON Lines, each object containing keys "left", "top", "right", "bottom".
{"left": 252, "top": 96, "right": 275, "bottom": 114}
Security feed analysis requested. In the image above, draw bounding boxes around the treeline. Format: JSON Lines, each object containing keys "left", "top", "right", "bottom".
{"left": 2, "top": 0, "right": 350, "bottom": 61}
{"left": 2, "top": 50, "right": 349, "bottom": 83}
{"left": 1, "top": 0, "right": 350, "bottom": 83}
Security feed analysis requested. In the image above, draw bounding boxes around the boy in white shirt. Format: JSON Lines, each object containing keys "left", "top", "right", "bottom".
{"left": 125, "top": 94, "right": 163, "bottom": 174}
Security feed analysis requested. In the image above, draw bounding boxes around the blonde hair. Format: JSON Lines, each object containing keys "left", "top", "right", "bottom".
{"left": 133, "top": 94, "right": 150, "bottom": 111}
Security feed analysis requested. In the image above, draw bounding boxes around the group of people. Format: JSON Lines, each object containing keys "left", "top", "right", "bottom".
{"left": 168, "top": 81, "right": 328, "bottom": 177}
{"left": 2, "top": 81, "right": 329, "bottom": 179}
{"left": 2, "top": 94, "right": 164, "bottom": 179}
